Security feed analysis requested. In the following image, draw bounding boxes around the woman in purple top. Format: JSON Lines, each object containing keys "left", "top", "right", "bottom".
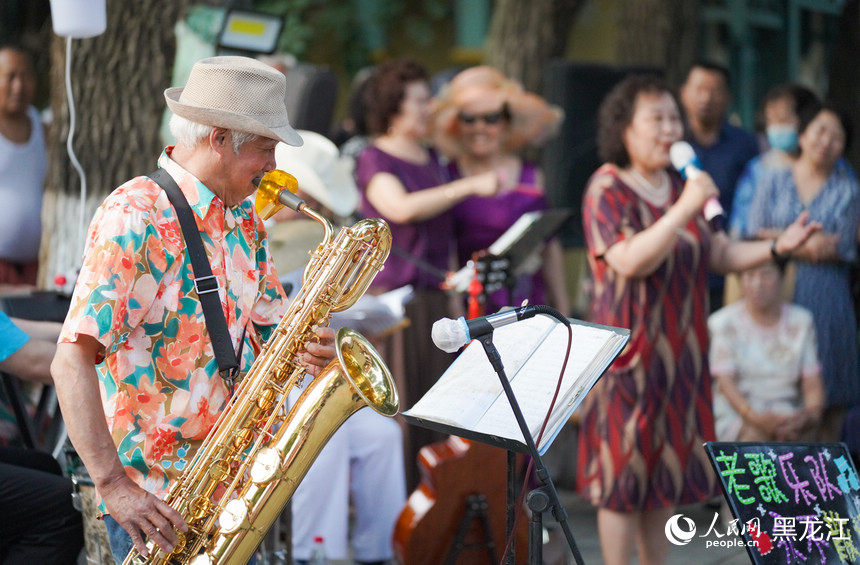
{"left": 432, "top": 66, "right": 568, "bottom": 313}
{"left": 355, "top": 60, "right": 502, "bottom": 490}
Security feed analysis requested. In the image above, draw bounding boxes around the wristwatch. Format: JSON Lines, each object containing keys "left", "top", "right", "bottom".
{"left": 770, "top": 238, "right": 791, "bottom": 267}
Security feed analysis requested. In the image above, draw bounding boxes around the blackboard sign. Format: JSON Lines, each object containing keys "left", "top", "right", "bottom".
{"left": 705, "top": 442, "right": 860, "bottom": 564}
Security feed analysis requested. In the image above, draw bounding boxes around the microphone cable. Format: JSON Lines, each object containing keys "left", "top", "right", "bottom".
{"left": 498, "top": 307, "right": 572, "bottom": 565}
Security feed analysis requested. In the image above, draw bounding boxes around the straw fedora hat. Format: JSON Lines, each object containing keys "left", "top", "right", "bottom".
{"left": 165, "top": 56, "right": 303, "bottom": 147}
{"left": 274, "top": 130, "right": 360, "bottom": 218}
{"left": 432, "top": 65, "right": 564, "bottom": 158}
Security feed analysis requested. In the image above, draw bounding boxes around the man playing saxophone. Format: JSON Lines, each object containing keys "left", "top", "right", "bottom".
{"left": 51, "top": 56, "right": 336, "bottom": 564}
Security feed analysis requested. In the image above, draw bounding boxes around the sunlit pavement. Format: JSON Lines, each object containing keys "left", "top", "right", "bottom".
{"left": 543, "top": 489, "right": 752, "bottom": 565}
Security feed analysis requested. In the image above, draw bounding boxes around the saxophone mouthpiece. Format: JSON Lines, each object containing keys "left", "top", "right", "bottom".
{"left": 255, "top": 169, "right": 303, "bottom": 219}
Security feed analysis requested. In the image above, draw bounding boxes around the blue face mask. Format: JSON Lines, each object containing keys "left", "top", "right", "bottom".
{"left": 766, "top": 124, "right": 798, "bottom": 152}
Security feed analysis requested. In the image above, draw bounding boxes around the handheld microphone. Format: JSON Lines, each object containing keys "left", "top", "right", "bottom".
{"left": 431, "top": 305, "right": 543, "bottom": 353}
{"left": 669, "top": 141, "right": 725, "bottom": 232}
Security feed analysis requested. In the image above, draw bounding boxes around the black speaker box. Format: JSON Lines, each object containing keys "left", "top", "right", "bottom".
{"left": 541, "top": 61, "right": 663, "bottom": 247}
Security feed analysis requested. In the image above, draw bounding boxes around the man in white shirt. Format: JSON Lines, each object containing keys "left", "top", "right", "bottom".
{"left": 0, "top": 43, "right": 46, "bottom": 285}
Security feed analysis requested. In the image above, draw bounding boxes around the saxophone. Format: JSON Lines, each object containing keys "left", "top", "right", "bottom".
{"left": 124, "top": 170, "right": 398, "bottom": 565}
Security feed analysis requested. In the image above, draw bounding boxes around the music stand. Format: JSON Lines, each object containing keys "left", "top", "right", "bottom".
{"left": 404, "top": 313, "right": 629, "bottom": 565}
{"left": 471, "top": 209, "right": 573, "bottom": 304}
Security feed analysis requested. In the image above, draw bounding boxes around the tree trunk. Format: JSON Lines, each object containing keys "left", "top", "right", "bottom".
{"left": 828, "top": 0, "right": 859, "bottom": 172}
{"left": 42, "top": 0, "right": 195, "bottom": 287}
{"left": 484, "top": 0, "right": 583, "bottom": 93}
{"left": 616, "top": 0, "right": 701, "bottom": 87}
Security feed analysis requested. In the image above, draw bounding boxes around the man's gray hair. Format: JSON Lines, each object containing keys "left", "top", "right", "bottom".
{"left": 169, "top": 114, "right": 261, "bottom": 153}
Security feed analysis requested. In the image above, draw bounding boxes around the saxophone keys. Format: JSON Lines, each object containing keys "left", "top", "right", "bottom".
{"left": 208, "top": 459, "right": 230, "bottom": 482}
{"left": 232, "top": 427, "right": 255, "bottom": 451}
{"left": 256, "top": 386, "right": 277, "bottom": 410}
{"left": 250, "top": 447, "right": 284, "bottom": 484}
{"left": 188, "top": 495, "right": 212, "bottom": 521}
{"left": 218, "top": 498, "right": 252, "bottom": 535}
{"left": 172, "top": 530, "right": 188, "bottom": 554}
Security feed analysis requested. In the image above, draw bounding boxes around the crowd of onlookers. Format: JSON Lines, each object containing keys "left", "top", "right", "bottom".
{"left": 0, "top": 41, "right": 858, "bottom": 565}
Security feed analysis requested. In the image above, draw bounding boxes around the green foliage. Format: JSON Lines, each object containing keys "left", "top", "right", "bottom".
{"left": 251, "top": 0, "right": 451, "bottom": 73}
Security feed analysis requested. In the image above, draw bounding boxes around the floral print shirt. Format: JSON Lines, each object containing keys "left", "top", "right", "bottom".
{"left": 59, "top": 148, "right": 288, "bottom": 501}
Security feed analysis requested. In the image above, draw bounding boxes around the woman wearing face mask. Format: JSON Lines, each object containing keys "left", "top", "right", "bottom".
{"left": 729, "top": 83, "right": 819, "bottom": 238}
{"left": 747, "top": 102, "right": 860, "bottom": 442}
{"left": 578, "top": 75, "right": 819, "bottom": 565}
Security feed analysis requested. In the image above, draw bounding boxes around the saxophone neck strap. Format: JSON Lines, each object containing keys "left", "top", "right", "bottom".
{"left": 149, "top": 168, "right": 241, "bottom": 387}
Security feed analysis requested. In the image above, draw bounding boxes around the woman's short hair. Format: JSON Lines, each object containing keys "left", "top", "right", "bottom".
{"left": 798, "top": 101, "right": 853, "bottom": 152}
{"left": 757, "top": 83, "right": 818, "bottom": 133}
{"left": 363, "top": 59, "right": 428, "bottom": 136}
{"left": 169, "top": 114, "right": 260, "bottom": 153}
{"left": 597, "top": 74, "right": 676, "bottom": 168}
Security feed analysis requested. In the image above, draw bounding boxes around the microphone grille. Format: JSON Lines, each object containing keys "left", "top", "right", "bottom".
{"left": 669, "top": 141, "right": 696, "bottom": 171}
{"left": 431, "top": 317, "right": 469, "bottom": 353}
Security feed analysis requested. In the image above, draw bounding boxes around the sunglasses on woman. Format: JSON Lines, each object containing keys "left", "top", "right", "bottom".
{"left": 457, "top": 104, "right": 510, "bottom": 125}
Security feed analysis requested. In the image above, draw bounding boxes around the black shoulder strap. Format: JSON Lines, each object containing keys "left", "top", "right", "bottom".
{"left": 149, "top": 168, "right": 240, "bottom": 384}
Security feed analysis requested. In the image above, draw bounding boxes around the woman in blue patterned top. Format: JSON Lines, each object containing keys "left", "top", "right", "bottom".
{"left": 747, "top": 102, "right": 860, "bottom": 442}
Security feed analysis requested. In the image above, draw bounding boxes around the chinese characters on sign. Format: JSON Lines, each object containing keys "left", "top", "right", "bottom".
{"left": 705, "top": 442, "right": 860, "bottom": 564}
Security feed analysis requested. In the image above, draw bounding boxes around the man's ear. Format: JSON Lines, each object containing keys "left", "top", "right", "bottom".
{"left": 209, "top": 127, "right": 230, "bottom": 154}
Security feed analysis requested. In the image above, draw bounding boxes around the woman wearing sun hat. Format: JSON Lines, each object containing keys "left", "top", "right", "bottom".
{"left": 355, "top": 59, "right": 512, "bottom": 491}
{"left": 267, "top": 130, "right": 407, "bottom": 565}
{"left": 432, "top": 65, "right": 569, "bottom": 314}
{"left": 266, "top": 129, "right": 361, "bottom": 292}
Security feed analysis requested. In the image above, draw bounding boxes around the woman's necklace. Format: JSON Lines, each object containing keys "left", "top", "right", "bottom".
{"left": 628, "top": 168, "right": 670, "bottom": 205}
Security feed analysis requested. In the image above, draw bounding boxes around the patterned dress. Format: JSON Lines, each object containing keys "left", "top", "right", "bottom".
{"left": 747, "top": 167, "right": 860, "bottom": 407}
{"left": 578, "top": 164, "right": 719, "bottom": 511}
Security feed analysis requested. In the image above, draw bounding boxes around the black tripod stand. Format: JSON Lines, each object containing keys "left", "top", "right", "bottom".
{"left": 473, "top": 306, "right": 585, "bottom": 565}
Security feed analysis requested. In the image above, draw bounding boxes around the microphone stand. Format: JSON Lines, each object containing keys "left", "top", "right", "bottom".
{"left": 475, "top": 307, "right": 585, "bottom": 565}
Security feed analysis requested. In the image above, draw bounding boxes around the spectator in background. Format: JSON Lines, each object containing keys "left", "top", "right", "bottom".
{"left": 578, "top": 74, "right": 818, "bottom": 565}
{"left": 710, "top": 259, "right": 824, "bottom": 442}
{"left": 355, "top": 59, "right": 503, "bottom": 490}
{"left": 432, "top": 65, "right": 569, "bottom": 314}
{"left": 747, "top": 102, "right": 860, "bottom": 443}
{"left": 0, "top": 311, "right": 84, "bottom": 565}
{"left": 0, "top": 43, "right": 46, "bottom": 286}
{"left": 0, "top": 313, "right": 61, "bottom": 444}
{"left": 721, "top": 83, "right": 819, "bottom": 304}
{"left": 679, "top": 61, "right": 760, "bottom": 310}
{"left": 267, "top": 130, "right": 406, "bottom": 565}
{"left": 331, "top": 66, "right": 374, "bottom": 159}
{"left": 679, "top": 61, "right": 760, "bottom": 219}
{"left": 730, "top": 83, "right": 820, "bottom": 239}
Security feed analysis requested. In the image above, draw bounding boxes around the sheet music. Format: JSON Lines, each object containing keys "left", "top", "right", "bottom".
{"left": 410, "top": 314, "right": 556, "bottom": 430}
{"left": 472, "top": 322, "right": 623, "bottom": 451}
{"left": 406, "top": 315, "right": 629, "bottom": 454}
{"left": 488, "top": 211, "right": 541, "bottom": 255}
